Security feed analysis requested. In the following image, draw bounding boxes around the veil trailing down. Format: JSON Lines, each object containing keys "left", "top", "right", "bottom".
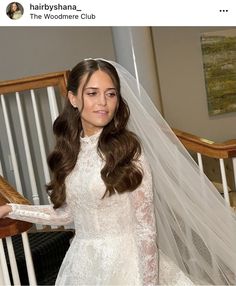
{"left": 104, "top": 59, "right": 236, "bottom": 285}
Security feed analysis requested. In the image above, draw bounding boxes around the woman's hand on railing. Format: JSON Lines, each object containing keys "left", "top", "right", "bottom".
{"left": 0, "top": 204, "right": 12, "bottom": 218}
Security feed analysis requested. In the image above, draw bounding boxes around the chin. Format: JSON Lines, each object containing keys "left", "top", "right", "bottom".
{"left": 94, "top": 122, "right": 110, "bottom": 128}
{"left": 93, "top": 118, "right": 113, "bottom": 127}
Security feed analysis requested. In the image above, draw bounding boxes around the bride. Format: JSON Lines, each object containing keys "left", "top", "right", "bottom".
{"left": 0, "top": 58, "right": 236, "bottom": 285}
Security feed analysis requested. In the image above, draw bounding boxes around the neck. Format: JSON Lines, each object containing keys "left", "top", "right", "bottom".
{"left": 81, "top": 128, "right": 103, "bottom": 137}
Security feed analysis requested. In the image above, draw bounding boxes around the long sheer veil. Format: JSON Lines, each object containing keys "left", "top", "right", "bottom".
{"left": 103, "top": 59, "right": 236, "bottom": 284}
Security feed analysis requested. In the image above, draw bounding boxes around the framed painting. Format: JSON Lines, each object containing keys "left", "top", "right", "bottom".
{"left": 201, "top": 29, "right": 236, "bottom": 116}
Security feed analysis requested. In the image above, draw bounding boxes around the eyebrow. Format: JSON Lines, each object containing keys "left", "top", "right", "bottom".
{"left": 84, "top": 87, "right": 116, "bottom": 91}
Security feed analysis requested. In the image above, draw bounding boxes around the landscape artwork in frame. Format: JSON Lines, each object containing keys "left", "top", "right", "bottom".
{"left": 201, "top": 29, "right": 236, "bottom": 116}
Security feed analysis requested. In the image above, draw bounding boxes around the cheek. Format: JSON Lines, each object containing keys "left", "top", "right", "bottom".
{"left": 111, "top": 99, "right": 119, "bottom": 114}
{"left": 80, "top": 97, "right": 94, "bottom": 115}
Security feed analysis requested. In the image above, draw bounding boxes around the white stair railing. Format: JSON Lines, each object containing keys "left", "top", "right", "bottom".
{"left": 0, "top": 71, "right": 68, "bottom": 285}
{"left": 174, "top": 128, "right": 236, "bottom": 210}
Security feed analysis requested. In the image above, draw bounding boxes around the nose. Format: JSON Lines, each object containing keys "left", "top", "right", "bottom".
{"left": 98, "top": 93, "right": 107, "bottom": 106}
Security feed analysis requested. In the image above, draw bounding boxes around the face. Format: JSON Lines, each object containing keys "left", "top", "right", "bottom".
{"left": 11, "top": 3, "right": 17, "bottom": 11}
{"left": 68, "top": 70, "right": 119, "bottom": 136}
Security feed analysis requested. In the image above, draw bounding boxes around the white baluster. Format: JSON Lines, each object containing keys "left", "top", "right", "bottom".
{"left": 1, "top": 94, "right": 23, "bottom": 195}
{"left": 0, "top": 239, "right": 11, "bottom": 285}
{"left": 30, "top": 89, "right": 51, "bottom": 185}
{"left": 0, "top": 257, "right": 5, "bottom": 286}
{"left": 232, "top": 157, "right": 236, "bottom": 191}
{"left": 197, "top": 152, "right": 219, "bottom": 277}
{"left": 47, "top": 86, "right": 59, "bottom": 124}
{"left": 6, "top": 237, "right": 21, "bottom": 285}
{"left": 197, "top": 153, "right": 204, "bottom": 172}
{"left": 21, "top": 232, "right": 37, "bottom": 286}
{"left": 47, "top": 86, "right": 62, "bottom": 229}
{"left": 0, "top": 160, "right": 3, "bottom": 176}
{"left": 15, "top": 92, "right": 39, "bottom": 206}
{"left": 219, "top": 158, "right": 230, "bottom": 206}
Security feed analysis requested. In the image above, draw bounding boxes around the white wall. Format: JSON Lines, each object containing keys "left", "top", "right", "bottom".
{"left": 152, "top": 27, "right": 236, "bottom": 142}
{"left": 0, "top": 27, "right": 115, "bottom": 81}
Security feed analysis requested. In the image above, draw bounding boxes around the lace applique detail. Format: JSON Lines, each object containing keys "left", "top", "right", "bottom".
{"left": 129, "top": 153, "right": 159, "bottom": 285}
{"left": 80, "top": 129, "right": 103, "bottom": 147}
{"left": 7, "top": 203, "right": 73, "bottom": 226}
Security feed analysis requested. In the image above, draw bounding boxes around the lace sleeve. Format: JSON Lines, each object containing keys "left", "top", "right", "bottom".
{"left": 129, "top": 153, "right": 159, "bottom": 286}
{"left": 6, "top": 203, "right": 73, "bottom": 226}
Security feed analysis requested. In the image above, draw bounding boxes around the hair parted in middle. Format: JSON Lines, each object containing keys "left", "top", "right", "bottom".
{"left": 46, "top": 59, "right": 143, "bottom": 208}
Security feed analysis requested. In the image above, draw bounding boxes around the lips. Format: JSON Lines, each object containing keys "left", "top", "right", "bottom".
{"left": 94, "top": 110, "right": 108, "bottom": 114}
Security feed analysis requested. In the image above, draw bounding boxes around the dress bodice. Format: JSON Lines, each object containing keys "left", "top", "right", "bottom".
{"left": 65, "top": 130, "right": 133, "bottom": 239}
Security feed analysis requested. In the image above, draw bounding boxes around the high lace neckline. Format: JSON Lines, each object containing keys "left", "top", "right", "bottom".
{"left": 80, "top": 129, "right": 103, "bottom": 145}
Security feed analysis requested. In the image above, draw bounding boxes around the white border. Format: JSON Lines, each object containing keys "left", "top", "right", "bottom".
{"left": 0, "top": 0, "right": 236, "bottom": 26}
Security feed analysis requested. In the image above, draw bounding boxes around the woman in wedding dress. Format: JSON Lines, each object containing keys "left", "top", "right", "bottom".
{"left": 1, "top": 59, "right": 236, "bottom": 285}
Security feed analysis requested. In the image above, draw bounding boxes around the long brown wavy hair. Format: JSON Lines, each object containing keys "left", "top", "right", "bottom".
{"left": 46, "top": 59, "right": 143, "bottom": 209}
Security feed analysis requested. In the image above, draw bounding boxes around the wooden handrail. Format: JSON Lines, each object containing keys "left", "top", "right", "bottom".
{"left": 0, "top": 71, "right": 69, "bottom": 97}
{"left": 173, "top": 128, "right": 236, "bottom": 159}
{"left": 0, "top": 176, "right": 32, "bottom": 238}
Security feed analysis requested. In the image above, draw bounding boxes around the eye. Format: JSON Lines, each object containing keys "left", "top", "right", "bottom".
{"left": 87, "top": 92, "right": 97, "bottom": 96}
{"left": 106, "top": 92, "right": 117, "bottom": 98}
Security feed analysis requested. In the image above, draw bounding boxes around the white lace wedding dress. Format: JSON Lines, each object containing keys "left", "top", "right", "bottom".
{"left": 7, "top": 130, "right": 193, "bottom": 285}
